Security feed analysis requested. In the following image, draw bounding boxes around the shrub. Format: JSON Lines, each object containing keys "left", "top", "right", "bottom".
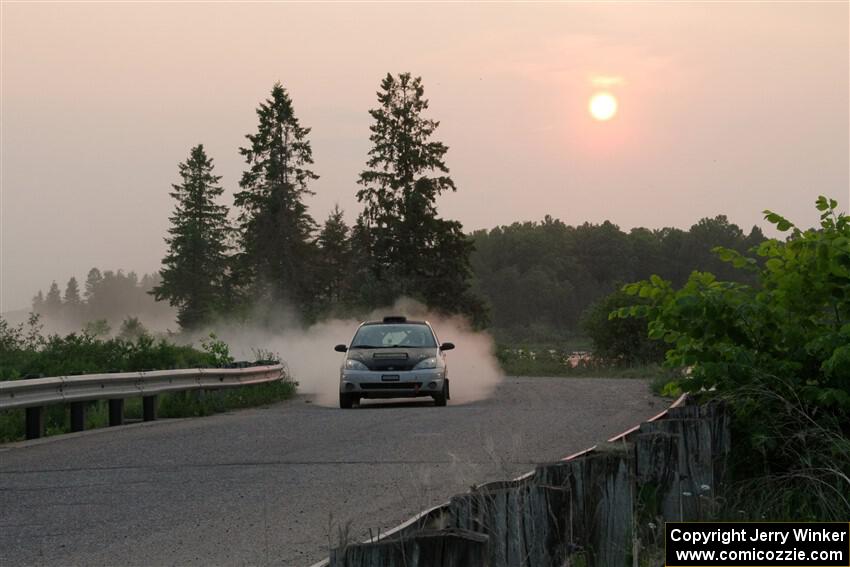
{"left": 0, "top": 321, "right": 295, "bottom": 442}
{"left": 0, "top": 320, "right": 220, "bottom": 380}
{"left": 581, "top": 289, "right": 666, "bottom": 365}
{"left": 615, "top": 196, "right": 850, "bottom": 519}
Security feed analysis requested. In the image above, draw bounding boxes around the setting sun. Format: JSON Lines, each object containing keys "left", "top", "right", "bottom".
{"left": 589, "top": 92, "right": 618, "bottom": 121}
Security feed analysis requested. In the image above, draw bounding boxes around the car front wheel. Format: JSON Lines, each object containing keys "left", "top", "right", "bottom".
{"left": 339, "top": 392, "right": 355, "bottom": 409}
{"left": 433, "top": 382, "right": 448, "bottom": 407}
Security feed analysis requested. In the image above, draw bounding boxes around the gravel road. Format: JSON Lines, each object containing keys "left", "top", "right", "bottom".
{"left": 0, "top": 376, "right": 664, "bottom": 566}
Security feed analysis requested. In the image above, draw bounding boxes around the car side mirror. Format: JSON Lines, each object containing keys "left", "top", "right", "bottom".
{"left": 334, "top": 344, "right": 348, "bottom": 353}
{"left": 440, "top": 342, "right": 455, "bottom": 351}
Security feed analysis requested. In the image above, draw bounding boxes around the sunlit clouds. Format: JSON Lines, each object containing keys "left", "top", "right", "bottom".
{"left": 590, "top": 75, "right": 625, "bottom": 88}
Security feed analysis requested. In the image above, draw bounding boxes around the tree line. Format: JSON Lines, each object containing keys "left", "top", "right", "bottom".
{"left": 31, "top": 269, "right": 171, "bottom": 337}
{"left": 470, "top": 214, "right": 765, "bottom": 342}
{"left": 30, "top": 209, "right": 765, "bottom": 342}
{"left": 152, "top": 74, "right": 482, "bottom": 330}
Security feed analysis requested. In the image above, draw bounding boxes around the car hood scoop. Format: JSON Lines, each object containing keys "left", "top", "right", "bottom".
{"left": 372, "top": 352, "right": 409, "bottom": 360}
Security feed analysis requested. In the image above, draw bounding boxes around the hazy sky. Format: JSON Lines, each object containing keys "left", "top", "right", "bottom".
{"left": 2, "top": 2, "right": 848, "bottom": 311}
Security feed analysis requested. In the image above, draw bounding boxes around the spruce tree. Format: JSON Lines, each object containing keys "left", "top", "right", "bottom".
{"left": 357, "top": 73, "right": 485, "bottom": 323}
{"left": 315, "top": 205, "right": 352, "bottom": 306}
{"left": 84, "top": 268, "right": 102, "bottom": 302}
{"left": 64, "top": 277, "right": 81, "bottom": 306}
{"left": 152, "top": 144, "right": 231, "bottom": 330}
{"left": 32, "top": 291, "right": 45, "bottom": 314}
{"left": 63, "top": 276, "right": 83, "bottom": 325}
{"left": 348, "top": 216, "right": 387, "bottom": 308}
{"left": 234, "top": 82, "right": 318, "bottom": 314}
{"left": 44, "top": 281, "right": 62, "bottom": 317}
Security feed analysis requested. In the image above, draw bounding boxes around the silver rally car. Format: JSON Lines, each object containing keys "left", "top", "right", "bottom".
{"left": 334, "top": 316, "right": 454, "bottom": 409}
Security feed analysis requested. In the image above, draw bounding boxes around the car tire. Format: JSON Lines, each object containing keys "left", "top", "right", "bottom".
{"left": 339, "top": 392, "right": 355, "bottom": 409}
{"left": 433, "top": 383, "right": 448, "bottom": 407}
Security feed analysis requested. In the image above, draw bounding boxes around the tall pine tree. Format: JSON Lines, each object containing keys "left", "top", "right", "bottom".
{"left": 64, "top": 277, "right": 81, "bottom": 306}
{"left": 357, "top": 73, "right": 485, "bottom": 323}
{"left": 315, "top": 205, "right": 353, "bottom": 307}
{"left": 44, "top": 281, "right": 62, "bottom": 317}
{"left": 234, "top": 83, "right": 318, "bottom": 315}
{"left": 84, "top": 268, "right": 102, "bottom": 303}
{"left": 152, "top": 144, "right": 231, "bottom": 330}
{"left": 32, "top": 290, "right": 45, "bottom": 314}
{"left": 63, "top": 276, "right": 83, "bottom": 324}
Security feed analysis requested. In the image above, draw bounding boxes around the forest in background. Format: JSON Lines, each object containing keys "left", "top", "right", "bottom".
{"left": 470, "top": 214, "right": 763, "bottom": 342}
{"left": 26, "top": 269, "right": 173, "bottom": 337}
{"left": 21, "top": 212, "right": 764, "bottom": 345}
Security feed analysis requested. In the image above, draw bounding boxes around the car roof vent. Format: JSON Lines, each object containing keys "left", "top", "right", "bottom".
{"left": 382, "top": 316, "right": 407, "bottom": 323}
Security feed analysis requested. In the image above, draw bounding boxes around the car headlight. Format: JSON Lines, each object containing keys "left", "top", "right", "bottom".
{"left": 344, "top": 358, "right": 368, "bottom": 370}
{"left": 413, "top": 357, "right": 437, "bottom": 370}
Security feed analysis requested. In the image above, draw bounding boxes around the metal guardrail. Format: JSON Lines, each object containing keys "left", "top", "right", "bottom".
{"left": 0, "top": 364, "right": 285, "bottom": 439}
{"left": 0, "top": 365, "right": 285, "bottom": 410}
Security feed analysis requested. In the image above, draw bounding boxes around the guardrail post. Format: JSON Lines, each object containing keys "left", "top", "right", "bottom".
{"left": 70, "top": 402, "right": 86, "bottom": 432}
{"left": 25, "top": 407, "right": 45, "bottom": 439}
{"left": 142, "top": 395, "right": 157, "bottom": 422}
{"left": 108, "top": 399, "right": 124, "bottom": 426}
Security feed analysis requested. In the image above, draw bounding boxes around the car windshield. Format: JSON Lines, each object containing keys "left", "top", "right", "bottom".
{"left": 350, "top": 324, "right": 437, "bottom": 348}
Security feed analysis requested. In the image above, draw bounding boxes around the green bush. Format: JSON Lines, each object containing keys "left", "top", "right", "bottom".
{"left": 0, "top": 317, "right": 221, "bottom": 380}
{"left": 616, "top": 196, "right": 850, "bottom": 519}
{"left": 581, "top": 289, "right": 666, "bottom": 365}
{"left": 0, "top": 322, "right": 296, "bottom": 443}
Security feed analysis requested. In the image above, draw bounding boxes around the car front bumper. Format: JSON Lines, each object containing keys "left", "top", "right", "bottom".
{"left": 340, "top": 368, "right": 446, "bottom": 398}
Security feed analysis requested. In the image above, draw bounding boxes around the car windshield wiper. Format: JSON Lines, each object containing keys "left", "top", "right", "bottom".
{"left": 350, "top": 344, "right": 380, "bottom": 349}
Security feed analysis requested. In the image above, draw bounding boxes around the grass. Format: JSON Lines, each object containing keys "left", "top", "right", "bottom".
{"left": 495, "top": 343, "right": 682, "bottom": 405}
{"left": 498, "top": 344, "right": 672, "bottom": 377}
{"left": 0, "top": 379, "right": 296, "bottom": 443}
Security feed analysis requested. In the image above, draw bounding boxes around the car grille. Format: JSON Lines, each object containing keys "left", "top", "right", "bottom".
{"left": 360, "top": 382, "right": 419, "bottom": 390}
{"left": 365, "top": 362, "right": 418, "bottom": 371}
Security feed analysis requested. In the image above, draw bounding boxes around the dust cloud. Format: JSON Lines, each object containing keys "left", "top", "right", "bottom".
{"left": 207, "top": 298, "right": 504, "bottom": 407}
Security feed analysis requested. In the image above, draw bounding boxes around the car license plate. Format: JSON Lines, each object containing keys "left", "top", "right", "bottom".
{"left": 381, "top": 375, "right": 400, "bottom": 381}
